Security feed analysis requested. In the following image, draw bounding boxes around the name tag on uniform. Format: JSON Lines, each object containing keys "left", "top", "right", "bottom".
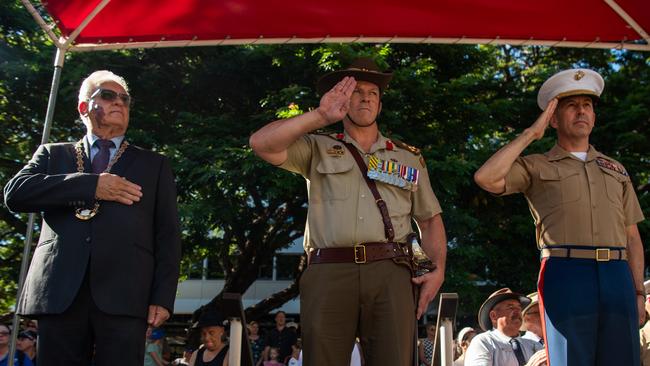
{"left": 367, "top": 155, "right": 419, "bottom": 191}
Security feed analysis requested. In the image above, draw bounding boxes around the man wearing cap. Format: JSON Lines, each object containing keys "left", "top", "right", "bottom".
{"left": 0, "top": 324, "right": 34, "bottom": 366}
{"left": 250, "top": 58, "right": 447, "bottom": 366}
{"left": 520, "top": 292, "right": 543, "bottom": 345}
{"left": 474, "top": 68, "right": 645, "bottom": 365}
{"left": 464, "top": 288, "right": 544, "bottom": 366}
{"left": 190, "top": 310, "right": 229, "bottom": 366}
{"left": 15, "top": 330, "right": 37, "bottom": 365}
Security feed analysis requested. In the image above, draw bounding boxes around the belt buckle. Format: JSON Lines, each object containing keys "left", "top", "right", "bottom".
{"left": 596, "top": 248, "right": 610, "bottom": 262}
{"left": 354, "top": 244, "right": 367, "bottom": 264}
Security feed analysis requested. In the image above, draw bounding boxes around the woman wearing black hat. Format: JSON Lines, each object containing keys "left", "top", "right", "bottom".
{"left": 190, "top": 310, "right": 229, "bottom": 366}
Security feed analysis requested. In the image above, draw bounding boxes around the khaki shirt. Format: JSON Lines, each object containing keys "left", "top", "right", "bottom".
{"left": 280, "top": 131, "right": 441, "bottom": 251}
{"left": 502, "top": 144, "right": 644, "bottom": 248}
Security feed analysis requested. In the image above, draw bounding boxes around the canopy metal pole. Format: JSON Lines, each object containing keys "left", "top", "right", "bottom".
{"left": 228, "top": 319, "right": 243, "bottom": 366}
{"left": 8, "top": 47, "right": 66, "bottom": 366}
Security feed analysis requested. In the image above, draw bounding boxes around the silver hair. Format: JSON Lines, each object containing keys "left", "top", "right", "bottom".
{"left": 78, "top": 70, "right": 129, "bottom": 103}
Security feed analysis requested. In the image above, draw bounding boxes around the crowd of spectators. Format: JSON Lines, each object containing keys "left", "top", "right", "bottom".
{"left": 7, "top": 287, "right": 650, "bottom": 366}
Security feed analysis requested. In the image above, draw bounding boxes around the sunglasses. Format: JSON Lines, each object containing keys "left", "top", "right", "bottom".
{"left": 0, "top": 331, "right": 9, "bottom": 336}
{"left": 90, "top": 88, "right": 132, "bottom": 107}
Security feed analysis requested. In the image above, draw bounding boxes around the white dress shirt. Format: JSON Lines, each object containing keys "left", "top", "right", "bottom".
{"left": 464, "top": 329, "right": 544, "bottom": 366}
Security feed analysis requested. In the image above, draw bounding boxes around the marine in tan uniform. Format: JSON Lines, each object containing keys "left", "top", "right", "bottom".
{"left": 474, "top": 68, "right": 645, "bottom": 365}
{"left": 250, "top": 58, "right": 447, "bottom": 366}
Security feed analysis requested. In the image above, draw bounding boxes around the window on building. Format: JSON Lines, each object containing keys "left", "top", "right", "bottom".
{"left": 276, "top": 254, "right": 301, "bottom": 280}
{"left": 258, "top": 256, "right": 273, "bottom": 280}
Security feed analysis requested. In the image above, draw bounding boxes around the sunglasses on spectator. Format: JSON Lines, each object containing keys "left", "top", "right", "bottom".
{"left": 0, "top": 331, "right": 9, "bottom": 336}
{"left": 90, "top": 88, "right": 132, "bottom": 107}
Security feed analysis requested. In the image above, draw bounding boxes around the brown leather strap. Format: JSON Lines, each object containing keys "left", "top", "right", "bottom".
{"left": 541, "top": 247, "right": 627, "bottom": 261}
{"left": 309, "top": 242, "right": 409, "bottom": 264}
{"left": 341, "top": 141, "right": 395, "bottom": 241}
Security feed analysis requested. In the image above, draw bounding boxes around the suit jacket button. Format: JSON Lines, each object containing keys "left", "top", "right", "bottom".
{"left": 85, "top": 237, "right": 91, "bottom": 243}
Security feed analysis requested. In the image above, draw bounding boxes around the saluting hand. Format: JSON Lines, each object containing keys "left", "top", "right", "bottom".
{"left": 412, "top": 267, "right": 445, "bottom": 319}
{"left": 526, "top": 98, "right": 558, "bottom": 141}
{"left": 95, "top": 173, "right": 143, "bottom": 205}
{"left": 315, "top": 76, "right": 357, "bottom": 126}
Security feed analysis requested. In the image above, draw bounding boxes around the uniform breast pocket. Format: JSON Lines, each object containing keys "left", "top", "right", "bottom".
{"left": 539, "top": 168, "right": 581, "bottom": 207}
{"left": 601, "top": 169, "right": 627, "bottom": 204}
{"left": 315, "top": 158, "right": 355, "bottom": 201}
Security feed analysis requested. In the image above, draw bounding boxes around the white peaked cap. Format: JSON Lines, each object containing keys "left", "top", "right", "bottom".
{"left": 537, "top": 68, "right": 604, "bottom": 110}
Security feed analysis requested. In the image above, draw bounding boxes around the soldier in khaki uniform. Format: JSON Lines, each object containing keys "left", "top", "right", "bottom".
{"left": 250, "top": 58, "right": 447, "bottom": 366}
{"left": 475, "top": 68, "right": 645, "bottom": 365}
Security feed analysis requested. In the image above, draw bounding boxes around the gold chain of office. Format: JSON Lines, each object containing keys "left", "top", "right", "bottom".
{"left": 73, "top": 140, "right": 129, "bottom": 220}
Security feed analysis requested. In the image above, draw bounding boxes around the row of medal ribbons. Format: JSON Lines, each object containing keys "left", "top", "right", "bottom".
{"left": 367, "top": 155, "right": 419, "bottom": 191}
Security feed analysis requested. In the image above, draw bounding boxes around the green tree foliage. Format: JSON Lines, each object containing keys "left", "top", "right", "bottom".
{"left": 1, "top": 1, "right": 648, "bottom": 323}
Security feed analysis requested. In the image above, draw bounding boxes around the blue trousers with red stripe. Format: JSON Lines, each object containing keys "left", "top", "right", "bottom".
{"left": 538, "top": 257, "right": 639, "bottom": 366}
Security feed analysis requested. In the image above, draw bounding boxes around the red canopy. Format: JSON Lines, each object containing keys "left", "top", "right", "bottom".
{"left": 25, "top": 0, "right": 650, "bottom": 51}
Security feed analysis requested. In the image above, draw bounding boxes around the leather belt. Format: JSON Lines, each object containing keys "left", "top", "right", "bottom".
{"left": 309, "top": 242, "right": 410, "bottom": 265}
{"left": 541, "top": 247, "right": 627, "bottom": 261}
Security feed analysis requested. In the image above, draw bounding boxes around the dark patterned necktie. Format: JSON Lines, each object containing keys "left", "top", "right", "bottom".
{"left": 92, "top": 139, "right": 114, "bottom": 173}
{"left": 510, "top": 338, "right": 526, "bottom": 366}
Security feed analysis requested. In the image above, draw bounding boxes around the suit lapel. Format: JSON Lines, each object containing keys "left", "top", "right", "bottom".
{"left": 109, "top": 143, "right": 138, "bottom": 176}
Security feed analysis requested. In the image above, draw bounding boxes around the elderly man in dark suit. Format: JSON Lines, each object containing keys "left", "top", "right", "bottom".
{"left": 4, "top": 70, "right": 182, "bottom": 366}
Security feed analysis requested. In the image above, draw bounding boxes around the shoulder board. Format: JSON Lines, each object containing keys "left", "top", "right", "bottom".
{"left": 392, "top": 139, "right": 421, "bottom": 155}
{"left": 595, "top": 157, "right": 629, "bottom": 177}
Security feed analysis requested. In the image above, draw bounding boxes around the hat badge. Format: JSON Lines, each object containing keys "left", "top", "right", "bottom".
{"left": 574, "top": 70, "right": 585, "bottom": 81}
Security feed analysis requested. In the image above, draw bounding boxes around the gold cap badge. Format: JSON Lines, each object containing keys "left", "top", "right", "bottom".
{"left": 574, "top": 70, "right": 585, "bottom": 80}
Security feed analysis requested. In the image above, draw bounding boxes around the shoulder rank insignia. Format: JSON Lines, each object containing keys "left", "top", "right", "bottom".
{"left": 326, "top": 144, "right": 345, "bottom": 157}
{"left": 367, "top": 154, "right": 419, "bottom": 191}
{"left": 596, "top": 157, "right": 628, "bottom": 177}
{"left": 392, "top": 139, "right": 421, "bottom": 155}
{"left": 391, "top": 139, "right": 426, "bottom": 168}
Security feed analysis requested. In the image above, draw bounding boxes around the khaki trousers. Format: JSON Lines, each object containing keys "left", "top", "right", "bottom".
{"left": 300, "top": 260, "right": 415, "bottom": 366}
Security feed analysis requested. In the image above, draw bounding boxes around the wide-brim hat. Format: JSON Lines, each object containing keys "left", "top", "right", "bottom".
{"left": 457, "top": 327, "right": 476, "bottom": 343}
{"left": 522, "top": 292, "right": 539, "bottom": 316}
{"left": 537, "top": 68, "right": 604, "bottom": 110}
{"left": 316, "top": 57, "right": 393, "bottom": 95}
{"left": 520, "top": 292, "right": 540, "bottom": 331}
{"left": 478, "top": 288, "right": 531, "bottom": 331}
{"left": 195, "top": 309, "right": 226, "bottom": 328}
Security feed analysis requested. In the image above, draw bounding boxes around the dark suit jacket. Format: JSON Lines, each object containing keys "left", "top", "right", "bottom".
{"left": 4, "top": 138, "right": 181, "bottom": 318}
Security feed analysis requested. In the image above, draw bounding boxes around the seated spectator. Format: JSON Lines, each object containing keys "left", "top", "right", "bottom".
{"left": 172, "top": 348, "right": 193, "bottom": 365}
{"left": 0, "top": 324, "right": 33, "bottom": 366}
{"left": 521, "top": 292, "right": 544, "bottom": 345}
{"left": 453, "top": 326, "right": 476, "bottom": 366}
{"left": 190, "top": 309, "right": 229, "bottom": 366}
{"left": 145, "top": 327, "right": 167, "bottom": 366}
{"left": 263, "top": 347, "right": 284, "bottom": 366}
{"left": 286, "top": 340, "right": 301, "bottom": 366}
{"left": 464, "top": 288, "right": 544, "bottom": 366}
{"left": 419, "top": 323, "right": 440, "bottom": 366}
{"left": 15, "top": 330, "right": 37, "bottom": 365}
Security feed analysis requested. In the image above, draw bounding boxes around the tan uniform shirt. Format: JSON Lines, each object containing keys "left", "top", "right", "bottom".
{"left": 502, "top": 144, "right": 644, "bottom": 248}
{"left": 280, "top": 131, "right": 442, "bottom": 251}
